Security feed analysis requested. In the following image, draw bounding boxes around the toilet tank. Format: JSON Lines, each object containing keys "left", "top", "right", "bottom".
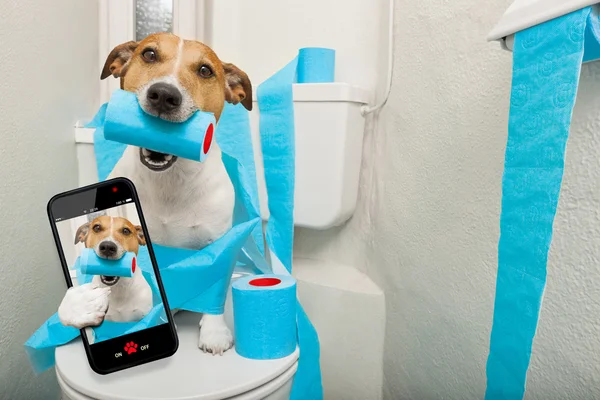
{"left": 250, "top": 83, "right": 369, "bottom": 229}
{"left": 75, "top": 83, "right": 369, "bottom": 229}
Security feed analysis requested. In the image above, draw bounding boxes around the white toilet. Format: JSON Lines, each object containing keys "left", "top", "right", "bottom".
{"left": 56, "top": 275, "right": 299, "bottom": 400}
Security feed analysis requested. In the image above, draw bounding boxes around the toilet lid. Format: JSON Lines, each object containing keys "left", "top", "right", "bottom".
{"left": 55, "top": 311, "right": 299, "bottom": 400}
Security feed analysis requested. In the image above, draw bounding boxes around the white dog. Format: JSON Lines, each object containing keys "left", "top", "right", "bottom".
{"left": 58, "top": 32, "right": 253, "bottom": 354}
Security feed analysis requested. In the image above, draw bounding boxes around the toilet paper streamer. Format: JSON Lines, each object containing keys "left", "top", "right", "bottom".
{"left": 78, "top": 248, "right": 136, "bottom": 278}
{"left": 217, "top": 103, "right": 266, "bottom": 261}
{"left": 485, "top": 7, "right": 600, "bottom": 399}
{"left": 104, "top": 89, "right": 216, "bottom": 162}
{"left": 257, "top": 50, "right": 328, "bottom": 399}
{"left": 148, "top": 219, "right": 258, "bottom": 314}
{"left": 233, "top": 274, "right": 297, "bottom": 360}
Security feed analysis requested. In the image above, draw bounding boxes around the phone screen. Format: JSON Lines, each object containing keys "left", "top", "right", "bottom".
{"left": 48, "top": 178, "right": 177, "bottom": 374}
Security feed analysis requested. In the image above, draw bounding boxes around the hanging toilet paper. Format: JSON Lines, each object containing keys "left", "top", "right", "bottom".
{"left": 103, "top": 89, "right": 215, "bottom": 162}
{"left": 232, "top": 274, "right": 297, "bottom": 360}
{"left": 485, "top": 7, "right": 600, "bottom": 400}
{"left": 257, "top": 50, "right": 324, "bottom": 398}
{"left": 296, "top": 47, "right": 335, "bottom": 83}
{"left": 78, "top": 248, "right": 136, "bottom": 278}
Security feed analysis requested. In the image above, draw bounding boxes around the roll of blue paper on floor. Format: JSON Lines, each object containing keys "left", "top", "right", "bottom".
{"left": 78, "top": 248, "right": 137, "bottom": 278}
{"left": 232, "top": 274, "right": 297, "bottom": 359}
{"left": 103, "top": 89, "right": 215, "bottom": 162}
{"left": 296, "top": 47, "right": 335, "bottom": 83}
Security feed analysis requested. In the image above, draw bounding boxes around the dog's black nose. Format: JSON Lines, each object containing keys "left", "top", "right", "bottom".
{"left": 146, "top": 83, "right": 182, "bottom": 113}
{"left": 99, "top": 241, "right": 118, "bottom": 257}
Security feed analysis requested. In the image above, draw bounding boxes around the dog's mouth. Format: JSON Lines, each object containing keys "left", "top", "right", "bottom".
{"left": 100, "top": 276, "right": 120, "bottom": 286}
{"left": 139, "top": 148, "right": 178, "bottom": 171}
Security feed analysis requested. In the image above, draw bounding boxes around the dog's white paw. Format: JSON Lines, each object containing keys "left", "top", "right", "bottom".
{"left": 58, "top": 283, "right": 110, "bottom": 329}
{"left": 198, "top": 314, "right": 233, "bottom": 355}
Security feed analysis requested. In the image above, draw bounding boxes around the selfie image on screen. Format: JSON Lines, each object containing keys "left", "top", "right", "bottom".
{"left": 55, "top": 201, "right": 168, "bottom": 344}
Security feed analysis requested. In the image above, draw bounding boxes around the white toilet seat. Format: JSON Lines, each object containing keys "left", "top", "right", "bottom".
{"left": 55, "top": 311, "right": 299, "bottom": 400}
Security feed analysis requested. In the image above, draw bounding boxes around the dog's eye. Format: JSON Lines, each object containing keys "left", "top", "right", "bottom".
{"left": 142, "top": 49, "right": 157, "bottom": 62}
{"left": 198, "top": 65, "right": 213, "bottom": 78}
{"left": 122, "top": 228, "right": 131, "bottom": 235}
{"left": 92, "top": 224, "right": 101, "bottom": 233}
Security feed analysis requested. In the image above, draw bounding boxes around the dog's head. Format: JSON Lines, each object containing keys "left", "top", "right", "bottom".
{"left": 101, "top": 32, "right": 252, "bottom": 172}
{"left": 75, "top": 216, "right": 146, "bottom": 286}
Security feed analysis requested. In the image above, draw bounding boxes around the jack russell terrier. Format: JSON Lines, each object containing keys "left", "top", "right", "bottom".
{"left": 59, "top": 216, "right": 152, "bottom": 327}
{"left": 58, "top": 32, "right": 253, "bottom": 355}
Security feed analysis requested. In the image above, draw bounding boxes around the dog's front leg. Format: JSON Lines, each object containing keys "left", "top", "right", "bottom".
{"left": 198, "top": 313, "right": 233, "bottom": 355}
{"left": 58, "top": 284, "right": 110, "bottom": 329}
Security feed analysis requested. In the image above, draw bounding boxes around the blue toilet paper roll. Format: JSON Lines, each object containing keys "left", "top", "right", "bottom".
{"left": 79, "top": 248, "right": 136, "bottom": 278}
{"left": 104, "top": 89, "right": 216, "bottom": 162}
{"left": 297, "top": 47, "right": 335, "bottom": 83}
{"left": 232, "top": 274, "right": 297, "bottom": 360}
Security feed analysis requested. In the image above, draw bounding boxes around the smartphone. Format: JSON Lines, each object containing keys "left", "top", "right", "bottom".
{"left": 47, "top": 177, "right": 178, "bottom": 374}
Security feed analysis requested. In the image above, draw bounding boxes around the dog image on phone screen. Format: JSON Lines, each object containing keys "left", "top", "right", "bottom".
{"left": 58, "top": 216, "right": 152, "bottom": 328}
{"left": 58, "top": 32, "right": 252, "bottom": 354}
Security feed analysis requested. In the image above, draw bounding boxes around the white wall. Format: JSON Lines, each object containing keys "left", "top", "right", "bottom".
{"left": 207, "top": 0, "right": 384, "bottom": 91}
{"left": 296, "top": 0, "right": 600, "bottom": 398}
{"left": 0, "top": 1, "right": 99, "bottom": 398}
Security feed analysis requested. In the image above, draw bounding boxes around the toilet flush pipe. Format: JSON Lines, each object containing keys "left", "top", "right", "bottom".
{"left": 361, "top": 0, "right": 395, "bottom": 116}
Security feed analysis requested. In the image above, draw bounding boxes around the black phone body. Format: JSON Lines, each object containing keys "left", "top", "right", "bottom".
{"left": 47, "top": 177, "right": 178, "bottom": 374}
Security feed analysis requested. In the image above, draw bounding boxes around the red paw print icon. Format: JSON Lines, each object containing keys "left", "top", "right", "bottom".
{"left": 124, "top": 341, "right": 138, "bottom": 355}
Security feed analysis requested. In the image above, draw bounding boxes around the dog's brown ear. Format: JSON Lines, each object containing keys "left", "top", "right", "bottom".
{"left": 135, "top": 226, "right": 146, "bottom": 246}
{"left": 74, "top": 223, "right": 90, "bottom": 245}
{"left": 223, "top": 62, "right": 253, "bottom": 111}
{"left": 101, "top": 41, "right": 138, "bottom": 80}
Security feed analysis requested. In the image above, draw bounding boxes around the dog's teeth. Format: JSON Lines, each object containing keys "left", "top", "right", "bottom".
{"left": 142, "top": 149, "right": 151, "bottom": 156}
{"left": 147, "top": 159, "right": 168, "bottom": 166}
{"left": 164, "top": 155, "right": 173, "bottom": 160}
